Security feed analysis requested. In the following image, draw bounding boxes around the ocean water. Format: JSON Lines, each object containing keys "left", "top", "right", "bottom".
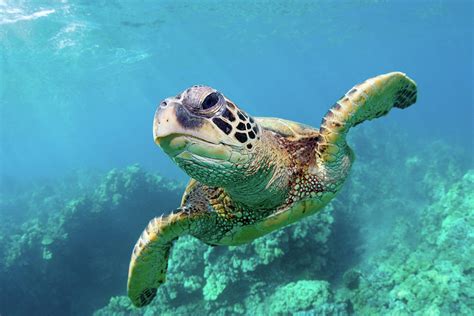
{"left": 0, "top": 1, "right": 473, "bottom": 315}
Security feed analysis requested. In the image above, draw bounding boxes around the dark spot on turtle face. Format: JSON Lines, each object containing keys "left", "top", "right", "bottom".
{"left": 212, "top": 117, "right": 232, "bottom": 134}
{"left": 175, "top": 105, "right": 203, "bottom": 129}
{"left": 237, "top": 122, "right": 246, "bottom": 130}
{"left": 235, "top": 132, "right": 248, "bottom": 143}
{"left": 246, "top": 123, "right": 251, "bottom": 129}
{"left": 249, "top": 116, "right": 254, "bottom": 123}
{"left": 237, "top": 111, "right": 246, "bottom": 120}
{"left": 222, "top": 108, "right": 235, "bottom": 122}
{"left": 226, "top": 101, "right": 235, "bottom": 109}
{"left": 252, "top": 125, "right": 259, "bottom": 134}
{"left": 334, "top": 103, "right": 342, "bottom": 110}
{"left": 246, "top": 144, "right": 253, "bottom": 149}
{"left": 248, "top": 131, "right": 255, "bottom": 139}
{"left": 348, "top": 88, "right": 357, "bottom": 95}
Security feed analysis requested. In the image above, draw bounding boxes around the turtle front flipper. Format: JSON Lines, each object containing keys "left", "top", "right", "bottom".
{"left": 127, "top": 210, "right": 190, "bottom": 307}
{"left": 318, "top": 72, "right": 417, "bottom": 163}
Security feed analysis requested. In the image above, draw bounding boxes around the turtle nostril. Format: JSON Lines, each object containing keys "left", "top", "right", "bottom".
{"left": 160, "top": 101, "right": 168, "bottom": 108}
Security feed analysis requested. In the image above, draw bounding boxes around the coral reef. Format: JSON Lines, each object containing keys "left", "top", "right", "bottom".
{"left": 0, "top": 165, "right": 184, "bottom": 316}
{"left": 94, "top": 204, "right": 335, "bottom": 316}
{"left": 1, "top": 127, "right": 472, "bottom": 315}
{"left": 94, "top": 128, "right": 473, "bottom": 316}
{"left": 346, "top": 171, "right": 473, "bottom": 315}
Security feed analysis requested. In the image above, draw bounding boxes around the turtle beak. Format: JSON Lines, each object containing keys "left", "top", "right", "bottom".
{"left": 153, "top": 99, "right": 211, "bottom": 158}
{"left": 153, "top": 101, "right": 191, "bottom": 157}
{"left": 153, "top": 96, "right": 236, "bottom": 160}
{"left": 153, "top": 99, "right": 219, "bottom": 147}
{"left": 153, "top": 99, "right": 179, "bottom": 145}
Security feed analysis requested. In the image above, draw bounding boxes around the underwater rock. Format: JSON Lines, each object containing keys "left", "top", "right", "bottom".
{"left": 342, "top": 269, "right": 361, "bottom": 290}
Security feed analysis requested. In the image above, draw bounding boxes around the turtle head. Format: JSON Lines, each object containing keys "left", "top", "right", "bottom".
{"left": 154, "top": 85, "right": 263, "bottom": 187}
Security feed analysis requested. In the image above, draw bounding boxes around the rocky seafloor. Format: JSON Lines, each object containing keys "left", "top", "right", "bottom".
{"left": 0, "top": 127, "right": 472, "bottom": 315}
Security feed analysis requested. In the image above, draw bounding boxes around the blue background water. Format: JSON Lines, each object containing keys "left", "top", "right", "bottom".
{"left": 0, "top": 1, "right": 473, "bottom": 315}
{"left": 1, "top": 0, "right": 472, "bottom": 185}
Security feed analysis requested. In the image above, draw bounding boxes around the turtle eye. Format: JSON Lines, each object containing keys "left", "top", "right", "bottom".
{"left": 201, "top": 92, "right": 220, "bottom": 110}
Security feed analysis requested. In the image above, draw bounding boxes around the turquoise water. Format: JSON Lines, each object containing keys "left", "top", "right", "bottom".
{"left": 0, "top": 1, "right": 473, "bottom": 315}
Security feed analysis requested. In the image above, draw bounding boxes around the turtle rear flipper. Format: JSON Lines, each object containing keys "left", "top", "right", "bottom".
{"left": 318, "top": 72, "right": 417, "bottom": 163}
{"left": 127, "top": 210, "right": 190, "bottom": 307}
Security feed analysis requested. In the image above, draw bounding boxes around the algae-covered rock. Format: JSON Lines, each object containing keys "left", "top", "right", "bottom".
{"left": 342, "top": 269, "right": 361, "bottom": 290}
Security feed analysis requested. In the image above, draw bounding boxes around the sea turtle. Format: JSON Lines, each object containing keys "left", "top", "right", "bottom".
{"left": 128, "top": 72, "right": 417, "bottom": 307}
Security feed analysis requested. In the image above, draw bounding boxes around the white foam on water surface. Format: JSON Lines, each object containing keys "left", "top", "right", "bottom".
{"left": 0, "top": 1, "right": 56, "bottom": 25}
